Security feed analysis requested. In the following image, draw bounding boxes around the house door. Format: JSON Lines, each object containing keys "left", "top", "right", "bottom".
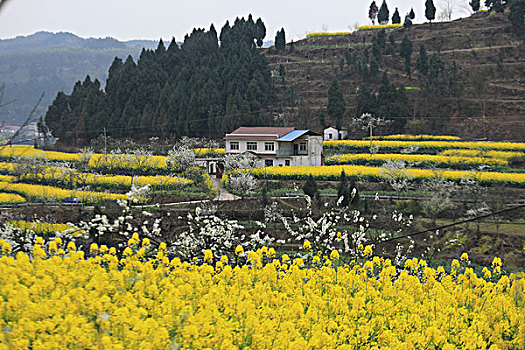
{"left": 216, "top": 163, "right": 224, "bottom": 179}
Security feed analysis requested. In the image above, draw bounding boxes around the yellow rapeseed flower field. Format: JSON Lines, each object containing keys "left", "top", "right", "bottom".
{"left": 247, "top": 165, "right": 525, "bottom": 186}
{"left": 0, "top": 192, "right": 25, "bottom": 204}
{"left": 439, "top": 149, "right": 525, "bottom": 160}
{"left": 356, "top": 24, "right": 403, "bottom": 30}
{"left": 366, "top": 134, "right": 461, "bottom": 141}
{"left": 7, "top": 220, "right": 78, "bottom": 235}
{"left": 325, "top": 140, "right": 525, "bottom": 152}
{"left": 0, "top": 240, "right": 522, "bottom": 349}
{"left": 0, "top": 181, "right": 128, "bottom": 203}
{"left": 325, "top": 153, "right": 507, "bottom": 168}
{"left": 0, "top": 145, "right": 79, "bottom": 162}
{"left": 306, "top": 32, "right": 352, "bottom": 37}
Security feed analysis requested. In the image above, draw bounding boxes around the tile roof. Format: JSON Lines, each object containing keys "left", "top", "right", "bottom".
{"left": 225, "top": 127, "right": 295, "bottom": 140}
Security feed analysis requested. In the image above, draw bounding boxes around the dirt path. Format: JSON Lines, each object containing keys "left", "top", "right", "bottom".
{"left": 212, "top": 178, "right": 240, "bottom": 201}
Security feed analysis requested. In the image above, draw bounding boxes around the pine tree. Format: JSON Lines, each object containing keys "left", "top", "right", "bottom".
{"left": 327, "top": 79, "right": 346, "bottom": 130}
{"left": 378, "top": 0, "right": 390, "bottom": 24}
{"left": 369, "top": 1, "right": 379, "bottom": 24}
{"left": 425, "top": 0, "right": 436, "bottom": 23}
{"left": 470, "top": 0, "right": 481, "bottom": 11}
{"left": 409, "top": 7, "right": 416, "bottom": 19}
{"left": 392, "top": 8, "right": 401, "bottom": 24}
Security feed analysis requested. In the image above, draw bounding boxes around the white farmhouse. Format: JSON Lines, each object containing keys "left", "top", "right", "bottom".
{"left": 324, "top": 126, "right": 348, "bottom": 141}
{"left": 225, "top": 127, "right": 323, "bottom": 167}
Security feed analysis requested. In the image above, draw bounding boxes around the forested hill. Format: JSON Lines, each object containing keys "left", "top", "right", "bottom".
{"left": 0, "top": 32, "right": 157, "bottom": 126}
{"left": 45, "top": 16, "right": 273, "bottom": 145}
{"left": 266, "top": 11, "right": 524, "bottom": 140}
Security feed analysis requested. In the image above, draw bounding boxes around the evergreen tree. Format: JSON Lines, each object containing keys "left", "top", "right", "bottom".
{"left": 302, "top": 175, "right": 318, "bottom": 199}
{"left": 470, "top": 0, "right": 481, "bottom": 11}
{"left": 370, "top": 57, "right": 380, "bottom": 78}
{"left": 494, "top": 0, "right": 506, "bottom": 12}
{"left": 369, "top": 1, "right": 379, "bottom": 24}
{"left": 376, "top": 29, "right": 387, "bottom": 49}
{"left": 319, "top": 110, "right": 327, "bottom": 128}
{"left": 404, "top": 15, "right": 413, "bottom": 29}
{"left": 45, "top": 17, "right": 274, "bottom": 143}
{"left": 425, "top": 0, "right": 437, "bottom": 23}
{"left": 372, "top": 39, "right": 382, "bottom": 63}
{"left": 400, "top": 36, "right": 413, "bottom": 75}
{"left": 416, "top": 44, "right": 429, "bottom": 76}
{"left": 378, "top": 0, "right": 390, "bottom": 24}
{"left": 409, "top": 7, "right": 416, "bottom": 19}
{"left": 327, "top": 79, "right": 346, "bottom": 130}
{"left": 509, "top": 0, "right": 525, "bottom": 31}
{"left": 255, "top": 17, "right": 266, "bottom": 47}
{"left": 392, "top": 8, "right": 401, "bottom": 24}
{"left": 337, "top": 171, "right": 351, "bottom": 207}
{"left": 275, "top": 28, "right": 286, "bottom": 51}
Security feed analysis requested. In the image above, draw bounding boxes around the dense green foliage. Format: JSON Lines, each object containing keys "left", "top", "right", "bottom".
{"left": 356, "top": 72, "right": 410, "bottom": 129}
{"left": 45, "top": 16, "right": 273, "bottom": 145}
{"left": 0, "top": 32, "right": 154, "bottom": 125}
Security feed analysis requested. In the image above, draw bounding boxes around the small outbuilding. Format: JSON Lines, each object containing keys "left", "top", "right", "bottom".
{"left": 323, "top": 127, "right": 348, "bottom": 141}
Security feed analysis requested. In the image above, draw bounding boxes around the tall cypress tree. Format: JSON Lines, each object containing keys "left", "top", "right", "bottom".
{"left": 369, "top": 1, "right": 379, "bottom": 24}
{"left": 409, "top": 7, "right": 416, "bottom": 19}
{"left": 275, "top": 28, "right": 286, "bottom": 51}
{"left": 425, "top": 0, "right": 436, "bottom": 23}
{"left": 392, "top": 8, "right": 401, "bottom": 24}
{"left": 378, "top": 0, "right": 390, "bottom": 24}
{"left": 470, "top": 0, "right": 481, "bottom": 11}
{"left": 327, "top": 79, "right": 346, "bottom": 130}
{"left": 416, "top": 44, "right": 429, "bottom": 76}
{"left": 400, "top": 36, "right": 413, "bottom": 75}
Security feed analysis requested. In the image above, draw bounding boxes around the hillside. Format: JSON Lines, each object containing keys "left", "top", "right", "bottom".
{"left": 0, "top": 32, "right": 157, "bottom": 126}
{"left": 265, "top": 12, "right": 525, "bottom": 141}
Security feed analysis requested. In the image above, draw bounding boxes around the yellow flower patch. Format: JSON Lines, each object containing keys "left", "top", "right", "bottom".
{"left": 0, "top": 246, "right": 522, "bottom": 349}
{"left": 326, "top": 153, "right": 507, "bottom": 167}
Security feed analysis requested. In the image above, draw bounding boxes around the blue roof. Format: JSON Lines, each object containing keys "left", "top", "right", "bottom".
{"left": 275, "top": 129, "right": 310, "bottom": 142}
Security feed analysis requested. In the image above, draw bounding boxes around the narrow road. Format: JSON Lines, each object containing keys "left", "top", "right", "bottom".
{"left": 212, "top": 178, "right": 240, "bottom": 201}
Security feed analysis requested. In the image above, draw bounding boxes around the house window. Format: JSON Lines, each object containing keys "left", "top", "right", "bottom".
{"left": 285, "top": 160, "right": 290, "bottom": 166}
{"left": 230, "top": 141, "right": 239, "bottom": 150}
{"left": 265, "top": 159, "right": 273, "bottom": 167}
{"left": 265, "top": 142, "right": 274, "bottom": 151}
{"left": 299, "top": 142, "right": 307, "bottom": 151}
{"left": 247, "top": 142, "right": 257, "bottom": 151}
{"left": 328, "top": 133, "right": 333, "bottom": 139}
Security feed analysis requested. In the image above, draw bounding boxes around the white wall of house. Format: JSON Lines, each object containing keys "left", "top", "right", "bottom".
{"left": 226, "top": 134, "right": 323, "bottom": 167}
{"left": 226, "top": 140, "right": 278, "bottom": 155}
{"left": 324, "top": 127, "right": 348, "bottom": 141}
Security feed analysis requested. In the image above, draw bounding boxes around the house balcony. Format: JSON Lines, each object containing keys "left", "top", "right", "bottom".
{"left": 277, "top": 149, "right": 308, "bottom": 157}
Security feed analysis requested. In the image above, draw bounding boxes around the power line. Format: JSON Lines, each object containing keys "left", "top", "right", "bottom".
{"left": 370, "top": 204, "right": 525, "bottom": 245}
